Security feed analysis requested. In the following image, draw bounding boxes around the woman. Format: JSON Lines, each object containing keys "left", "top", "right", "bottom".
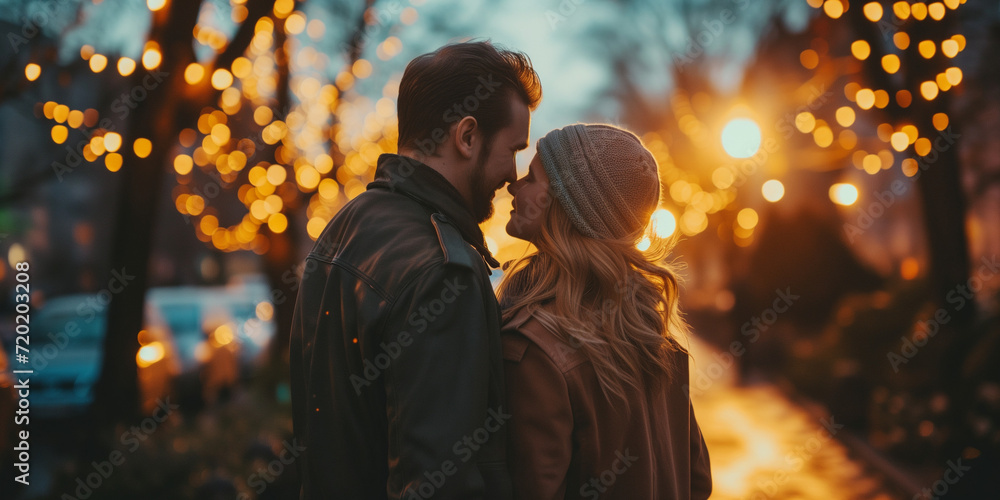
{"left": 498, "top": 123, "right": 712, "bottom": 499}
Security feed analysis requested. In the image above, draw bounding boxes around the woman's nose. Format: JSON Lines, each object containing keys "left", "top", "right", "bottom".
{"left": 507, "top": 180, "right": 520, "bottom": 196}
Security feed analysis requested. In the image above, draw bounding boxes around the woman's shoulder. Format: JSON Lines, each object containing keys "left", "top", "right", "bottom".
{"left": 501, "top": 308, "right": 588, "bottom": 374}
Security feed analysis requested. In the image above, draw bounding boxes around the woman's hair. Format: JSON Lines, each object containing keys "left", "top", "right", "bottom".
{"left": 498, "top": 199, "right": 689, "bottom": 408}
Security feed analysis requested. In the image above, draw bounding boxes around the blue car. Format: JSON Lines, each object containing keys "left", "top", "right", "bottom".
{"left": 3, "top": 276, "right": 277, "bottom": 416}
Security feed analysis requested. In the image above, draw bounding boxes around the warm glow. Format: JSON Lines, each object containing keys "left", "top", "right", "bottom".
{"left": 936, "top": 73, "right": 952, "bottom": 92}
{"left": 737, "top": 208, "right": 759, "bottom": 229}
{"left": 881, "top": 54, "right": 900, "bottom": 74}
{"left": 824, "top": 0, "right": 844, "bottom": 18}
{"left": 945, "top": 67, "right": 962, "bottom": 86}
{"left": 636, "top": 237, "right": 651, "bottom": 251}
{"left": 53, "top": 104, "right": 69, "bottom": 122}
{"left": 142, "top": 46, "right": 162, "bottom": 69}
{"left": 920, "top": 81, "right": 939, "bottom": 100}
{"left": 795, "top": 112, "right": 816, "bottom": 133}
{"left": 89, "top": 54, "right": 108, "bottom": 72}
{"left": 116, "top": 57, "right": 136, "bottom": 76}
{"left": 254, "top": 106, "right": 273, "bottom": 126}
{"left": 256, "top": 302, "right": 274, "bottom": 321}
{"left": 864, "top": 2, "right": 883, "bottom": 21}
{"left": 213, "top": 325, "right": 235, "bottom": 347}
{"left": 352, "top": 59, "right": 373, "bottom": 79}
{"left": 894, "top": 33, "right": 910, "bottom": 50}
{"left": 893, "top": 1, "right": 911, "bottom": 19}
{"left": 713, "top": 167, "right": 735, "bottom": 189}
{"left": 68, "top": 110, "right": 84, "bottom": 128}
{"left": 25, "top": 63, "right": 41, "bottom": 81}
{"left": 915, "top": 138, "right": 932, "bottom": 156}
{"left": 210, "top": 123, "right": 231, "bottom": 146}
{"left": 212, "top": 68, "right": 233, "bottom": 89}
{"left": 862, "top": 154, "right": 882, "bottom": 174}
{"left": 813, "top": 125, "right": 833, "bottom": 148}
{"left": 896, "top": 90, "right": 912, "bottom": 108}
{"left": 800, "top": 49, "right": 819, "bottom": 69}
{"left": 891, "top": 132, "right": 909, "bottom": 152}
{"left": 762, "top": 180, "right": 784, "bottom": 202}
{"left": 952, "top": 34, "right": 966, "bottom": 51}
{"left": 186, "top": 195, "right": 205, "bottom": 216}
{"left": 650, "top": 208, "right": 677, "bottom": 238}
{"left": 185, "top": 63, "right": 205, "bottom": 84}
{"left": 104, "top": 132, "right": 122, "bottom": 152}
{"left": 268, "top": 212, "right": 288, "bottom": 233}
{"left": 285, "top": 11, "right": 306, "bottom": 34}
{"left": 941, "top": 39, "right": 959, "bottom": 58}
{"left": 830, "top": 183, "right": 859, "bottom": 206}
{"left": 721, "top": 118, "right": 761, "bottom": 159}
{"left": 297, "top": 165, "right": 321, "bottom": 190}
{"left": 147, "top": 0, "right": 166, "bottom": 11}
{"left": 106, "top": 153, "right": 123, "bottom": 172}
{"left": 918, "top": 40, "right": 936, "bottom": 59}
{"left": 51, "top": 125, "right": 68, "bottom": 144}
{"left": 877, "top": 124, "right": 894, "bottom": 143}
{"left": 856, "top": 89, "right": 876, "bottom": 110}
{"left": 306, "top": 217, "right": 325, "bottom": 239}
{"left": 839, "top": 129, "right": 858, "bottom": 149}
{"left": 901, "top": 257, "right": 920, "bottom": 280}
{"left": 835, "top": 106, "right": 856, "bottom": 127}
{"left": 232, "top": 57, "right": 253, "bottom": 78}
{"left": 874, "top": 90, "right": 890, "bottom": 109}
{"left": 267, "top": 164, "right": 287, "bottom": 185}
{"left": 273, "top": 0, "right": 294, "bottom": 17}
{"left": 851, "top": 40, "right": 871, "bottom": 60}
{"left": 928, "top": 2, "right": 946, "bottom": 20}
{"left": 137, "top": 341, "right": 165, "bottom": 367}
{"left": 90, "top": 136, "right": 105, "bottom": 155}
{"left": 932, "top": 113, "right": 949, "bottom": 131}
{"left": 911, "top": 2, "right": 928, "bottom": 20}
{"left": 174, "top": 154, "right": 194, "bottom": 175}
{"left": 133, "top": 138, "right": 152, "bottom": 158}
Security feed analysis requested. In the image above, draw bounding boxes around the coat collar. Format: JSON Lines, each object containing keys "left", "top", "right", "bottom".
{"left": 368, "top": 153, "right": 500, "bottom": 269}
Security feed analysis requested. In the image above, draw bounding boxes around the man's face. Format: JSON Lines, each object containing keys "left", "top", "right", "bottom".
{"left": 469, "top": 97, "right": 531, "bottom": 223}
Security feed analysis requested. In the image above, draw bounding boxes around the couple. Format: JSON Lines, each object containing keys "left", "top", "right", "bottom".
{"left": 289, "top": 41, "right": 712, "bottom": 500}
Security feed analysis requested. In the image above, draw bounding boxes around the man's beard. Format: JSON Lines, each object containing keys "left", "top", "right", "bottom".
{"left": 470, "top": 141, "right": 496, "bottom": 223}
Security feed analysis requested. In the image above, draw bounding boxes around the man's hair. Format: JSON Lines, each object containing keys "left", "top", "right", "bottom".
{"left": 396, "top": 40, "right": 542, "bottom": 155}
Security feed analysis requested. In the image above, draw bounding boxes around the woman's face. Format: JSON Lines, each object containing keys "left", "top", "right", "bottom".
{"left": 505, "top": 153, "right": 552, "bottom": 242}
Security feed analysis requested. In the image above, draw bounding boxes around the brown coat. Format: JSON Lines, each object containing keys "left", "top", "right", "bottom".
{"left": 501, "top": 308, "right": 712, "bottom": 500}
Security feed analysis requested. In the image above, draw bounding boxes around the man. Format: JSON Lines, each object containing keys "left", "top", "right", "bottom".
{"left": 290, "top": 41, "right": 542, "bottom": 499}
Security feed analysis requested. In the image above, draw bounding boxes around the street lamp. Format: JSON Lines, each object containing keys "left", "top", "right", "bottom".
{"left": 721, "top": 118, "right": 762, "bottom": 159}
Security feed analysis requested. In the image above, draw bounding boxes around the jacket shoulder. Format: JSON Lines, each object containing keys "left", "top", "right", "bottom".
{"left": 501, "top": 311, "right": 587, "bottom": 374}
{"left": 430, "top": 213, "right": 478, "bottom": 271}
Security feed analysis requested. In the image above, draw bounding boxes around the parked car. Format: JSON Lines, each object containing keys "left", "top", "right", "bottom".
{"left": 2, "top": 275, "right": 277, "bottom": 416}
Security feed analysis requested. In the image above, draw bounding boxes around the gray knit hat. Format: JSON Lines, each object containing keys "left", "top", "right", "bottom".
{"left": 537, "top": 123, "right": 660, "bottom": 240}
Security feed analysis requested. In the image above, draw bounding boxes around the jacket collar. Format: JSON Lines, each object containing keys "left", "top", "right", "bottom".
{"left": 368, "top": 153, "right": 500, "bottom": 269}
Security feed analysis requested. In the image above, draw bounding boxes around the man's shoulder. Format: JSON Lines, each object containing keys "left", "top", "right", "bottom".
{"left": 312, "top": 189, "right": 486, "bottom": 296}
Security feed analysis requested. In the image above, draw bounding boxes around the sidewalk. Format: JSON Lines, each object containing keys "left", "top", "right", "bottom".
{"left": 686, "top": 337, "right": 899, "bottom": 499}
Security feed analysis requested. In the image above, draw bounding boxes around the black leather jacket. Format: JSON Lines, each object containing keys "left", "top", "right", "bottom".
{"left": 290, "top": 154, "right": 513, "bottom": 500}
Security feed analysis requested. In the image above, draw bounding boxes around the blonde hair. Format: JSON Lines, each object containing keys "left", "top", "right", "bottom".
{"left": 498, "top": 200, "right": 689, "bottom": 408}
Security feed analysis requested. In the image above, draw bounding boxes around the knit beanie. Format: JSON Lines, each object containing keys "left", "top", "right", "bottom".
{"left": 536, "top": 123, "right": 660, "bottom": 240}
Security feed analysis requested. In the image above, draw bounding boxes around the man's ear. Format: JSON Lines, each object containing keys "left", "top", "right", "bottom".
{"left": 452, "top": 115, "right": 478, "bottom": 160}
